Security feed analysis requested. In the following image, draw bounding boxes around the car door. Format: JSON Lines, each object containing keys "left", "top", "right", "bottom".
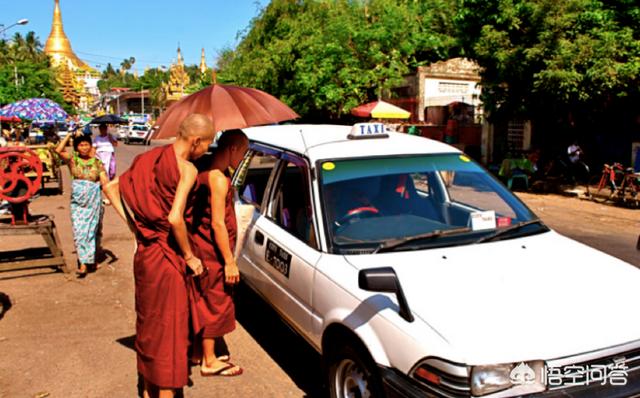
{"left": 233, "top": 145, "right": 280, "bottom": 292}
{"left": 235, "top": 148, "right": 321, "bottom": 336}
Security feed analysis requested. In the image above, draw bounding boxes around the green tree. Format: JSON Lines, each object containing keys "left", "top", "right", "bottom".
{"left": 0, "top": 32, "right": 66, "bottom": 109}
{"left": 455, "top": 0, "right": 640, "bottom": 123}
{"left": 218, "top": 0, "right": 456, "bottom": 120}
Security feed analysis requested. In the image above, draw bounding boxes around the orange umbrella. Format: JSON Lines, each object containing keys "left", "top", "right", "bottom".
{"left": 351, "top": 100, "right": 411, "bottom": 119}
{"left": 152, "top": 84, "right": 299, "bottom": 139}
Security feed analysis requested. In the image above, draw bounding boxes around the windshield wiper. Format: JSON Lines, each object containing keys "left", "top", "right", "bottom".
{"left": 475, "top": 219, "right": 548, "bottom": 243}
{"left": 373, "top": 227, "right": 472, "bottom": 254}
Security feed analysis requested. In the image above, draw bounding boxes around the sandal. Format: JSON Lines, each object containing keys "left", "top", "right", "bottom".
{"left": 200, "top": 362, "right": 243, "bottom": 377}
{"left": 76, "top": 263, "right": 87, "bottom": 278}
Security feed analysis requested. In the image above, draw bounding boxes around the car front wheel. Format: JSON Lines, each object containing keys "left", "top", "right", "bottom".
{"left": 328, "top": 343, "right": 384, "bottom": 398}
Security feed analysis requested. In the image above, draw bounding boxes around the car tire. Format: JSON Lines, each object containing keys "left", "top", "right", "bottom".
{"left": 327, "top": 340, "right": 384, "bottom": 398}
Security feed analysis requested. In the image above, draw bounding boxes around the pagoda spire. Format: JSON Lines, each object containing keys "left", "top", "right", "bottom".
{"left": 44, "top": 0, "right": 91, "bottom": 70}
{"left": 177, "top": 44, "right": 184, "bottom": 66}
{"left": 199, "top": 48, "right": 207, "bottom": 74}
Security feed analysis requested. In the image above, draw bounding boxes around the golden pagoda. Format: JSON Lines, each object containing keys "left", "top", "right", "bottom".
{"left": 44, "top": 0, "right": 99, "bottom": 111}
{"left": 44, "top": 0, "right": 93, "bottom": 71}
{"left": 162, "top": 46, "right": 191, "bottom": 104}
{"left": 199, "top": 48, "right": 208, "bottom": 74}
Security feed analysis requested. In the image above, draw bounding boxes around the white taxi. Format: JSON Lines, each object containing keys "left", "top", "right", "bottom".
{"left": 232, "top": 123, "right": 640, "bottom": 398}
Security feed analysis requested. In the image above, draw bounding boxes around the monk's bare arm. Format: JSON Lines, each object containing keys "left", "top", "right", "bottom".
{"left": 168, "top": 161, "right": 203, "bottom": 276}
{"left": 104, "top": 178, "right": 127, "bottom": 222}
{"left": 209, "top": 170, "right": 239, "bottom": 284}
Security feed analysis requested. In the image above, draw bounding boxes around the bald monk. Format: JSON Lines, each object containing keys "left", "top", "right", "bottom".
{"left": 104, "top": 114, "right": 214, "bottom": 398}
{"left": 190, "top": 129, "right": 248, "bottom": 377}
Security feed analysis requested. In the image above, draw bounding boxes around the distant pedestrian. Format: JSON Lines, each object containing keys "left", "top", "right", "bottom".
{"left": 189, "top": 129, "right": 248, "bottom": 377}
{"left": 566, "top": 140, "right": 589, "bottom": 183}
{"left": 93, "top": 124, "right": 118, "bottom": 180}
{"left": 55, "top": 132, "right": 109, "bottom": 277}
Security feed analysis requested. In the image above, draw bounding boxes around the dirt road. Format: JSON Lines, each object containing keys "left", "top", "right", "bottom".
{"left": 0, "top": 142, "right": 637, "bottom": 398}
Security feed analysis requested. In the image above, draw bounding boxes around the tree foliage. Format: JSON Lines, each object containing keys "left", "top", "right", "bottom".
{"left": 455, "top": 0, "right": 640, "bottom": 123}
{"left": 218, "top": 0, "right": 457, "bottom": 120}
{"left": 0, "top": 32, "right": 65, "bottom": 109}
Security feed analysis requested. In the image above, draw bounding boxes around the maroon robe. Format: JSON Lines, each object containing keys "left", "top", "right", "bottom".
{"left": 119, "top": 144, "right": 192, "bottom": 389}
{"left": 189, "top": 170, "right": 237, "bottom": 339}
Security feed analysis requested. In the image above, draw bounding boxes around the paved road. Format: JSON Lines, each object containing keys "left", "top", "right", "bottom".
{"left": 0, "top": 141, "right": 637, "bottom": 398}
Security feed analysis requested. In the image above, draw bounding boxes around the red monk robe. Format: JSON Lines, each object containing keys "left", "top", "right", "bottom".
{"left": 189, "top": 169, "right": 237, "bottom": 339}
{"left": 119, "top": 144, "right": 194, "bottom": 389}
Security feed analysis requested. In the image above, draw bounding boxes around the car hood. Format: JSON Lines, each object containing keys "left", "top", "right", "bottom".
{"left": 345, "top": 231, "right": 640, "bottom": 365}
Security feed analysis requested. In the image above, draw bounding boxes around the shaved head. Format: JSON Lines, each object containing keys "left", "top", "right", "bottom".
{"left": 178, "top": 114, "right": 215, "bottom": 139}
{"left": 216, "top": 129, "right": 248, "bottom": 151}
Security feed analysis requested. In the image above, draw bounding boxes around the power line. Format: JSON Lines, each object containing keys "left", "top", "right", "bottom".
{"left": 75, "top": 51, "right": 173, "bottom": 66}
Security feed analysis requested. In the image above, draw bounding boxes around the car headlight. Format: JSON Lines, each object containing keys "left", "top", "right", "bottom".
{"left": 471, "top": 361, "right": 545, "bottom": 397}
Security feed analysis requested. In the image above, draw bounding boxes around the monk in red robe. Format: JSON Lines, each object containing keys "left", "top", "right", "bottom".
{"left": 104, "top": 114, "right": 214, "bottom": 398}
{"left": 189, "top": 129, "right": 248, "bottom": 377}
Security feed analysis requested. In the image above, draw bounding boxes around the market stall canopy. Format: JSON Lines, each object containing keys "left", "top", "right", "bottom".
{"left": 0, "top": 98, "right": 68, "bottom": 122}
{"left": 0, "top": 116, "right": 21, "bottom": 123}
{"left": 351, "top": 100, "right": 411, "bottom": 119}
{"left": 152, "top": 84, "right": 299, "bottom": 139}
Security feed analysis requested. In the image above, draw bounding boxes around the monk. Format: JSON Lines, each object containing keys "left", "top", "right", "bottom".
{"left": 190, "top": 129, "right": 248, "bottom": 377}
{"left": 104, "top": 114, "right": 214, "bottom": 398}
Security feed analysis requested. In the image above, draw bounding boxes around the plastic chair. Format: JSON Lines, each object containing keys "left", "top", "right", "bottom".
{"left": 507, "top": 171, "right": 529, "bottom": 190}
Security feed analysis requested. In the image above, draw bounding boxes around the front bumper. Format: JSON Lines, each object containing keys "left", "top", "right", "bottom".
{"left": 530, "top": 369, "right": 640, "bottom": 398}
{"left": 379, "top": 365, "right": 640, "bottom": 398}
{"left": 379, "top": 366, "right": 440, "bottom": 398}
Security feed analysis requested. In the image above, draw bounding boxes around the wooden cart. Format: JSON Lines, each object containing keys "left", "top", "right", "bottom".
{"left": 26, "top": 144, "right": 63, "bottom": 195}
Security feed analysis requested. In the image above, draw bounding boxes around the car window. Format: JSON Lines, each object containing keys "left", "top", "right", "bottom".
{"left": 268, "top": 160, "right": 318, "bottom": 249}
{"left": 443, "top": 170, "right": 516, "bottom": 218}
{"left": 319, "top": 154, "right": 537, "bottom": 254}
{"left": 234, "top": 149, "right": 279, "bottom": 209}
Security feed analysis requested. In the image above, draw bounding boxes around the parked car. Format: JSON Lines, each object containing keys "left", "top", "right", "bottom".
{"left": 117, "top": 124, "right": 129, "bottom": 141}
{"left": 231, "top": 123, "right": 640, "bottom": 398}
{"left": 124, "top": 124, "right": 151, "bottom": 145}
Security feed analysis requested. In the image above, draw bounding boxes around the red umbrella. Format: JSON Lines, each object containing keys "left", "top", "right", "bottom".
{"left": 152, "top": 84, "right": 299, "bottom": 139}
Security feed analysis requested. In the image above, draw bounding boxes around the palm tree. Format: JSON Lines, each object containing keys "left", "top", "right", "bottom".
{"left": 120, "top": 56, "right": 136, "bottom": 75}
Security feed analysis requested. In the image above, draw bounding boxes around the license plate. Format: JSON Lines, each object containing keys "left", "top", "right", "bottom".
{"left": 265, "top": 239, "right": 291, "bottom": 278}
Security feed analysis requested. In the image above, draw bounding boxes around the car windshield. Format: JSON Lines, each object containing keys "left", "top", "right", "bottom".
{"left": 319, "top": 154, "right": 544, "bottom": 254}
{"left": 132, "top": 125, "right": 147, "bottom": 131}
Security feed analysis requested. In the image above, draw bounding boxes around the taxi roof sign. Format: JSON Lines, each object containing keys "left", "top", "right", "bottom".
{"left": 348, "top": 122, "right": 389, "bottom": 140}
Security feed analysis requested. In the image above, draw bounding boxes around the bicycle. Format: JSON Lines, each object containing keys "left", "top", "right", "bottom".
{"left": 620, "top": 168, "right": 640, "bottom": 207}
{"left": 586, "top": 163, "right": 625, "bottom": 203}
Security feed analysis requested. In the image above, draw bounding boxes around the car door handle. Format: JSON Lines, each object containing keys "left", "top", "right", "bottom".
{"left": 254, "top": 230, "right": 265, "bottom": 246}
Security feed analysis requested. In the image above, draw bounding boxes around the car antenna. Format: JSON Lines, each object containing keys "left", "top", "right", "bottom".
{"left": 299, "top": 127, "right": 310, "bottom": 156}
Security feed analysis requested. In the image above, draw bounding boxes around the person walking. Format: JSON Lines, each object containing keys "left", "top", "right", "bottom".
{"left": 55, "top": 132, "right": 109, "bottom": 277}
{"left": 189, "top": 129, "right": 248, "bottom": 377}
{"left": 103, "top": 114, "right": 214, "bottom": 398}
{"left": 93, "top": 124, "right": 118, "bottom": 180}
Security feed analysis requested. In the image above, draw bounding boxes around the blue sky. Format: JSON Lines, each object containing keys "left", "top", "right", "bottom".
{"left": 2, "top": 0, "right": 268, "bottom": 71}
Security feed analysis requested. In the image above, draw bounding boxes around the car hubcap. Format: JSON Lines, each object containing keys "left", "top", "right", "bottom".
{"left": 334, "top": 358, "right": 371, "bottom": 398}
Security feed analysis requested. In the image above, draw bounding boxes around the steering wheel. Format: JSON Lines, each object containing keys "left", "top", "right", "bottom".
{"left": 336, "top": 206, "right": 381, "bottom": 227}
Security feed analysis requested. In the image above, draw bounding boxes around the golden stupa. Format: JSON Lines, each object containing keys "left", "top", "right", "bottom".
{"left": 44, "top": 0, "right": 93, "bottom": 71}
{"left": 162, "top": 46, "right": 191, "bottom": 103}
{"left": 199, "top": 48, "right": 208, "bottom": 74}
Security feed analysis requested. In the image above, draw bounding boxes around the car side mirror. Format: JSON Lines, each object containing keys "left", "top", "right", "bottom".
{"left": 358, "top": 267, "right": 414, "bottom": 322}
